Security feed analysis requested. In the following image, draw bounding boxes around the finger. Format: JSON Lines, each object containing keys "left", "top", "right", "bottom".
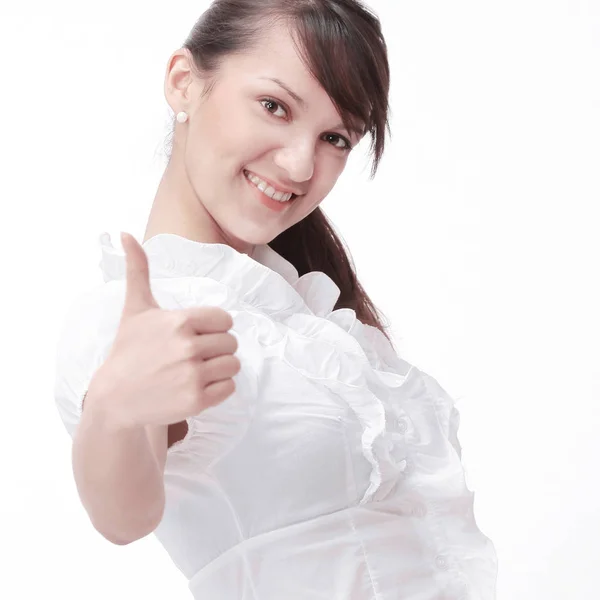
{"left": 203, "top": 379, "right": 236, "bottom": 404}
{"left": 182, "top": 306, "right": 235, "bottom": 334}
{"left": 187, "top": 333, "right": 239, "bottom": 361}
{"left": 120, "top": 232, "right": 159, "bottom": 316}
{"left": 200, "top": 355, "right": 241, "bottom": 385}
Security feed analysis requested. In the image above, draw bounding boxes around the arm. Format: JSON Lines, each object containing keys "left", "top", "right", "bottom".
{"left": 71, "top": 389, "right": 166, "bottom": 545}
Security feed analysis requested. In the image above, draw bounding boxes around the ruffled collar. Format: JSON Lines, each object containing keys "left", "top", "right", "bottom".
{"left": 97, "top": 231, "right": 406, "bottom": 374}
{"left": 98, "top": 232, "right": 342, "bottom": 318}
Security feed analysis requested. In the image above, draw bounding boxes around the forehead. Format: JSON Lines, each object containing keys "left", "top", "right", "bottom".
{"left": 220, "top": 21, "right": 328, "bottom": 101}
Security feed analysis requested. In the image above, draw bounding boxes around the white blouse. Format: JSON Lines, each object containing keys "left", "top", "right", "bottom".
{"left": 54, "top": 232, "right": 498, "bottom": 599}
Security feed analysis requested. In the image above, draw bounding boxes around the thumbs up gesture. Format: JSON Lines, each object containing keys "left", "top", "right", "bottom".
{"left": 87, "top": 232, "right": 241, "bottom": 430}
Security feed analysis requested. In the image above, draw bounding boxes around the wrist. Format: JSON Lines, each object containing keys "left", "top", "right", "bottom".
{"left": 84, "top": 368, "right": 138, "bottom": 434}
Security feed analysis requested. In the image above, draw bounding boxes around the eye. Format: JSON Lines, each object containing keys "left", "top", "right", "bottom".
{"left": 260, "top": 98, "right": 288, "bottom": 119}
{"left": 260, "top": 98, "right": 352, "bottom": 151}
{"left": 322, "top": 133, "right": 352, "bottom": 151}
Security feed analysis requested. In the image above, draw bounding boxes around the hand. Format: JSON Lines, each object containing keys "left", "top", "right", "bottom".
{"left": 87, "top": 232, "right": 241, "bottom": 429}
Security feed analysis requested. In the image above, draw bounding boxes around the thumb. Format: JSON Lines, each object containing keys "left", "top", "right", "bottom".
{"left": 120, "top": 232, "right": 159, "bottom": 316}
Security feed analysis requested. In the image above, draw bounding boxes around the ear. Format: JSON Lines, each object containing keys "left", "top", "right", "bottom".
{"left": 164, "top": 48, "right": 204, "bottom": 112}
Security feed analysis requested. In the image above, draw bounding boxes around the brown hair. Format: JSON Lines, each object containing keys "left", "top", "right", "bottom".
{"left": 165, "top": 0, "right": 395, "bottom": 347}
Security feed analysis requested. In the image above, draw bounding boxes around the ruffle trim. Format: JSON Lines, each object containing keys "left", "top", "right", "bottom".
{"left": 97, "top": 232, "right": 433, "bottom": 503}
{"left": 98, "top": 232, "right": 407, "bottom": 374}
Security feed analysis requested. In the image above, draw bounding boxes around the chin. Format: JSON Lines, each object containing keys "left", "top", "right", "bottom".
{"left": 223, "top": 221, "right": 280, "bottom": 249}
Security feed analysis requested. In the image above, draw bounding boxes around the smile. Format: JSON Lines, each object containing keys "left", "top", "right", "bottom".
{"left": 243, "top": 170, "right": 297, "bottom": 203}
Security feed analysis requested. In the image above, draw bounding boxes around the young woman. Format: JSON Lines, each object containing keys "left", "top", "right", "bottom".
{"left": 54, "top": 0, "right": 498, "bottom": 598}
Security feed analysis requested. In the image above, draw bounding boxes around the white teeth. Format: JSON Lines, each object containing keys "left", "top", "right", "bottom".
{"left": 245, "top": 171, "right": 294, "bottom": 202}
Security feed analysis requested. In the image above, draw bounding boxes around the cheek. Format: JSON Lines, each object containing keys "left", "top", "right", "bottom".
{"left": 209, "top": 108, "right": 276, "bottom": 167}
{"left": 309, "top": 159, "right": 346, "bottom": 207}
{"left": 191, "top": 93, "right": 243, "bottom": 149}
{"left": 314, "top": 154, "right": 347, "bottom": 192}
{"left": 297, "top": 162, "right": 345, "bottom": 213}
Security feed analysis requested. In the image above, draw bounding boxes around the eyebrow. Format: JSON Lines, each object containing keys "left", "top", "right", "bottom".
{"left": 259, "top": 76, "right": 366, "bottom": 139}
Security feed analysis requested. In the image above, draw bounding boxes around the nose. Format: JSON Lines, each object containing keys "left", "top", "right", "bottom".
{"left": 273, "top": 140, "right": 315, "bottom": 183}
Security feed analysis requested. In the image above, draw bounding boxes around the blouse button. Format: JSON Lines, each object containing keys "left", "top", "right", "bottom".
{"left": 397, "top": 418, "right": 408, "bottom": 433}
{"left": 435, "top": 555, "right": 449, "bottom": 571}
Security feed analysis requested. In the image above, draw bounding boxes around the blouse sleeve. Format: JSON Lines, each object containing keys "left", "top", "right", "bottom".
{"left": 54, "top": 275, "right": 258, "bottom": 460}
{"left": 420, "top": 370, "right": 463, "bottom": 460}
{"left": 53, "top": 281, "right": 125, "bottom": 439}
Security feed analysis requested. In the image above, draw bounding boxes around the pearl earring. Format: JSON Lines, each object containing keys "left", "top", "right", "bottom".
{"left": 176, "top": 111, "right": 188, "bottom": 124}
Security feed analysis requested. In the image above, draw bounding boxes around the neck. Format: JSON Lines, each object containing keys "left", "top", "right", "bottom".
{"left": 144, "top": 149, "right": 255, "bottom": 257}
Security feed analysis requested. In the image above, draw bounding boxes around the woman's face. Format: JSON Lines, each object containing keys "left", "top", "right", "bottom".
{"left": 164, "top": 20, "right": 364, "bottom": 252}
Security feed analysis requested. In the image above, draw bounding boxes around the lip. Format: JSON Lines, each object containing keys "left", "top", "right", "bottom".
{"left": 244, "top": 171, "right": 298, "bottom": 212}
{"left": 243, "top": 169, "right": 302, "bottom": 197}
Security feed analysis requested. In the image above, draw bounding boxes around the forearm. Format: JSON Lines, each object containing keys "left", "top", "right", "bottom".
{"left": 71, "top": 391, "right": 165, "bottom": 545}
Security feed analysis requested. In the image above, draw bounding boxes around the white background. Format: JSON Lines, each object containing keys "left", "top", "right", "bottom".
{"left": 1, "top": 0, "right": 598, "bottom": 598}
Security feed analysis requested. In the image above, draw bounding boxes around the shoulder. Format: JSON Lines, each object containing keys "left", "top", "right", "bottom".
{"left": 56, "top": 281, "right": 127, "bottom": 354}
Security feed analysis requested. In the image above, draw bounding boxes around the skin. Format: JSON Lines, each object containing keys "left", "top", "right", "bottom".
{"left": 143, "top": 19, "right": 365, "bottom": 255}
